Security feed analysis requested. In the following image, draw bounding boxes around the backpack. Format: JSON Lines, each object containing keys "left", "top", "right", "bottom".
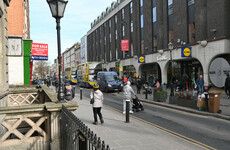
{"left": 65, "top": 85, "right": 72, "bottom": 96}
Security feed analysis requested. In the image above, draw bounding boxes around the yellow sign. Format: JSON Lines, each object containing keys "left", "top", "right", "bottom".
{"left": 183, "top": 47, "right": 191, "bottom": 57}
{"left": 119, "top": 64, "right": 123, "bottom": 72}
{"left": 138, "top": 56, "right": 145, "bottom": 63}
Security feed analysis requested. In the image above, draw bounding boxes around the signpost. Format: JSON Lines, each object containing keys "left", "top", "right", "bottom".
{"left": 31, "top": 43, "right": 48, "bottom": 61}
{"left": 121, "top": 39, "right": 129, "bottom": 51}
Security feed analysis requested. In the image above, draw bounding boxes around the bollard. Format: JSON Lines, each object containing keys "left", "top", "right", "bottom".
{"left": 145, "top": 88, "right": 148, "bottom": 99}
{"left": 80, "top": 88, "right": 82, "bottom": 100}
{"left": 126, "top": 100, "right": 130, "bottom": 123}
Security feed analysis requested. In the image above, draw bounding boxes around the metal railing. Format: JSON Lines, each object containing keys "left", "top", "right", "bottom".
{"left": 61, "top": 105, "right": 110, "bottom": 150}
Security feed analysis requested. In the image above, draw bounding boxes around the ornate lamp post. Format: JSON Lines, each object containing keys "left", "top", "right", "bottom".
{"left": 47, "top": 0, "right": 68, "bottom": 103}
{"left": 168, "top": 42, "right": 174, "bottom": 96}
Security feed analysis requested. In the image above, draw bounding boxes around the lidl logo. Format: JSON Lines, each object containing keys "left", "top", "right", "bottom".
{"left": 181, "top": 47, "right": 192, "bottom": 57}
{"left": 138, "top": 56, "right": 145, "bottom": 63}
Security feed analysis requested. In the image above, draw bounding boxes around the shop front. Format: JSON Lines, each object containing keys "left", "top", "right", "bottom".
{"left": 139, "top": 63, "right": 161, "bottom": 84}
{"left": 167, "top": 58, "right": 203, "bottom": 89}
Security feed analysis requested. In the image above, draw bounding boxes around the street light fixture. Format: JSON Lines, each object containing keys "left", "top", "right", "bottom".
{"left": 47, "top": 0, "right": 68, "bottom": 103}
{"left": 168, "top": 42, "right": 174, "bottom": 96}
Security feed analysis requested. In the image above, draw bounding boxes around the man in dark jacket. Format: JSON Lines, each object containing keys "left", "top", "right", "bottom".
{"left": 64, "top": 82, "right": 75, "bottom": 100}
{"left": 225, "top": 73, "right": 230, "bottom": 99}
{"left": 196, "top": 74, "right": 204, "bottom": 95}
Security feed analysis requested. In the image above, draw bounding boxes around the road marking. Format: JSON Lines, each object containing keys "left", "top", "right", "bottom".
{"left": 104, "top": 105, "right": 217, "bottom": 150}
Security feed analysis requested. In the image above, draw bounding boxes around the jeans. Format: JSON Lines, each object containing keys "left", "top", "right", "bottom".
{"left": 198, "top": 85, "right": 204, "bottom": 94}
{"left": 93, "top": 107, "right": 102, "bottom": 122}
{"left": 123, "top": 99, "right": 133, "bottom": 112}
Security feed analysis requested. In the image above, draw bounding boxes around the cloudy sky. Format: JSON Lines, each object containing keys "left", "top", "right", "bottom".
{"left": 30, "top": 0, "right": 114, "bottom": 64}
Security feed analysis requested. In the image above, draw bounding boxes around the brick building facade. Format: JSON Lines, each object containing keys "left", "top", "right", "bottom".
{"left": 7, "top": 0, "right": 30, "bottom": 39}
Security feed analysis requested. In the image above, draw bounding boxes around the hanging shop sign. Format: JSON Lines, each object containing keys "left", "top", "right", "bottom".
{"left": 138, "top": 56, "right": 145, "bottom": 63}
{"left": 181, "top": 47, "right": 192, "bottom": 57}
{"left": 115, "top": 62, "right": 120, "bottom": 68}
{"left": 121, "top": 39, "right": 129, "bottom": 51}
{"left": 119, "top": 64, "right": 123, "bottom": 72}
{"left": 31, "top": 43, "right": 48, "bottom": 61}
{"left": 209, "top": 57, "right": 230, "bottom": 88}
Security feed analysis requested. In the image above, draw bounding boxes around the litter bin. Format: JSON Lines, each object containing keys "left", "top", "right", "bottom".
{"left": 208, "top": 92, "right": 221, "bottom": 113}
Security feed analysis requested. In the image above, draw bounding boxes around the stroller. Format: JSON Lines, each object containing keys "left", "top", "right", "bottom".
{"left": 132, "top": 96, "right": 144, "bottom": 112}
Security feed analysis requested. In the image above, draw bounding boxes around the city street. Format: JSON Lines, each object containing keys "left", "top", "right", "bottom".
{"left": 73, "top": 85, "right": 230, "bottom": 150}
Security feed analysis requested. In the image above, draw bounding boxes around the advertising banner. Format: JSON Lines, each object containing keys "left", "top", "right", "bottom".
{"left": 121, "top": 39, "right": 129, "bottom": 51}
{"left": 31, "top": 43, "right": 48, "bottom": 61}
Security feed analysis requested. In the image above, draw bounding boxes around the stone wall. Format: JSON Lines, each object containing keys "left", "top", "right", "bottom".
{"left": 0, "top": 0, "right": 10, "bottom": 107}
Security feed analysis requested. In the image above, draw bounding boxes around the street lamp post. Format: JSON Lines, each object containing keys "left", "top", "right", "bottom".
{"left": 168, "top": 42, "right": 174, "bottom": 96}
{"left": 47, "top": 0, "right": 68, "bottom": 103}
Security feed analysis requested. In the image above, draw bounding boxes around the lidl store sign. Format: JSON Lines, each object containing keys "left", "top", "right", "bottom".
{"left": 138, "top": 56, "right": 145, "bottom": 63}
{"left": 181, "top": 47, "right": 192, "bottom": 58}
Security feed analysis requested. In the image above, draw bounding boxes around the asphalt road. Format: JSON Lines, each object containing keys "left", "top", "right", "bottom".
{"left": 74, "top": 86, "right": 230, "bottom": 150}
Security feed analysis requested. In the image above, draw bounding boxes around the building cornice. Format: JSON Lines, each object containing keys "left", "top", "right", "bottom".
{"left": 87, "top": 0, "right": 131, "bottom": 36}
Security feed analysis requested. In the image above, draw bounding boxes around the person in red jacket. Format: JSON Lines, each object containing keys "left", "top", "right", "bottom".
{"left": 123, "top": 76, "right": 128, "bottom": 83}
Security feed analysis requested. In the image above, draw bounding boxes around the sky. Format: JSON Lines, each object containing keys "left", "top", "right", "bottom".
{"left": 30, "top": 0, "right": 115, "bottom": 65}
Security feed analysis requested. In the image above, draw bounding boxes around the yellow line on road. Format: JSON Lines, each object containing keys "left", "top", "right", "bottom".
{"left": 104, "top": 104, "right": 217, "bottom": 150}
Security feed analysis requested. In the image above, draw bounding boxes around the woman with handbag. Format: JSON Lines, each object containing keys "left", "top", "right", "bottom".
{"left": 90, "top": 83, "right": 104, "bottom": 125}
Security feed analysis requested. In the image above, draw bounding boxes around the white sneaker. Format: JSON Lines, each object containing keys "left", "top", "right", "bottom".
{"left": 123, "top": 111, "right": 126, "bottom": 114}
{"left": 129, "top": 111, "right": 134, "bottom": 114}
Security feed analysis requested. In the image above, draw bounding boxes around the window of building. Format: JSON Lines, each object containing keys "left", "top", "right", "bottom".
{"left": 109, "top": 20, "right": 112, "bottom": 61}
{"left": 140, "top": 0, "right": 144, "bottom": 54}
{"left": 152, "top": 0, "right": 157, "bottom": 52}
{"left": 188, "top": 0, "right": 195, "bottom": 43}
{"left": 168, "top": 0, "right": 174, "bottom": 42}
{"left": 104, "top": 23, "right": 106, "bottom": 45}
{"left": 115, "top": 15, "right": 118, "bottom": 59}
{"left": 104, "top": 23, "right": 107, "bottom": 61}
{"left": 121, "top": 8, "right": 125, "bottom": 59}
{"left": 130, "top": 1, "right": 134, "bottom": 57}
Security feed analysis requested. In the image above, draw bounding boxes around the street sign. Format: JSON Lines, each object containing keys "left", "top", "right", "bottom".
{"left": 119, "top": 64, "right": 123, "bottom": 72}
{"left": 181, "top": 47, "right": 192, "bottom": 57}
{"left": 115, "top": 62, "right": 120, "bottom": 68}
{"left": 138, "top": 56, "right": 145, "bottom": 63}
{"left": 31, "top": 56, "right": 48, "bottom": 61}
{"left": 121, "top": 39, "right": 129, "bottom": 51}
{"left": 31, "top": 43, "right": 48, "bottom": 61}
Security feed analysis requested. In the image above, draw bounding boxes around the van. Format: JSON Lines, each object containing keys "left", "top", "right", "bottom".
{"left": 97, "top": 71, "right": 123, "bottom": 92}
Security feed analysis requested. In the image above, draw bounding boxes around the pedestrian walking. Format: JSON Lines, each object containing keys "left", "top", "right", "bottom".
{"left": 123, "top": 81, "right": 136, "bottom": 114}
{"left": 55, "top": 78, "right": 59, "bottom": 93}
{"left": 196, "top": 74, "right": 204, "bottom": 95}
{"left": 64, "top": 81, "right": 75, "bottom": 101}
{"left": 136, "top": 76, "right": 142, "bottom": 94}
{"left": 46, "top": 77, "right": 51, "bottom": 88}
{"left": 181, "top": 74, "right": 189, "bottom": 91}
{"left": 123, "top": 75, "right": 128, "bottom": 84}
{"left": 225, "top": 73, "right": 230, "bottom": 99}
{"left": 90, "top": 83, "right": 104, "bottom": 125}
{"left": 148, "top": 74, "right": 154, "bottom": 87}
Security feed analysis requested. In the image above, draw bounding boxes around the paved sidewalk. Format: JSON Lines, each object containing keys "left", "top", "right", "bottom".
{"left": 73, "top": 95, "right": 204, "bottom": 150}
{"left": 112, "top": 85, "right": 230, "bottom": 120}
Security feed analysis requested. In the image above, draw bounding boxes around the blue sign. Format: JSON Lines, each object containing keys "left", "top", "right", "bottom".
{"left": 181, "top": 47, "right": 192, "bottom": 57}
{"left": 138, "top": 56, "right": 145, "bottom": 63}
{"left": 31, "top": 56, "right": 48, "bottom": 61}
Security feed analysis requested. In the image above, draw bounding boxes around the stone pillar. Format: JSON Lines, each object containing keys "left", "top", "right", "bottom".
{"left": 0, "top": 0, "right": 10, "bottom": 107}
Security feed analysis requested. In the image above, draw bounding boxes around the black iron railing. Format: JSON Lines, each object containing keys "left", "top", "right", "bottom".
{"left": 61, "top": 105, "right": 110, "bottom": 150}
